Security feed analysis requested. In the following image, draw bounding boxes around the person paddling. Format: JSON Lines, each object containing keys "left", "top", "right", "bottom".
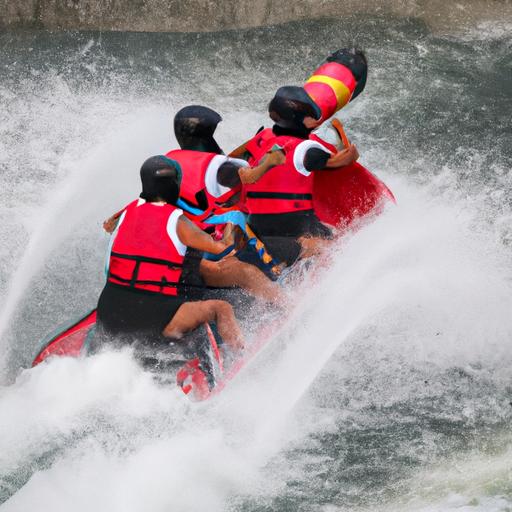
{"left": 169, "top": 105, "right": 286, "bottom": 227}
{"left": 169, "top": 105, "right": 287, "bottom": 298}
{"left": 104, "top": 106, "right": 287, "bottom": 304}
{"left": 97, "top": 155, "right": 244, "bottom": 350}
{"left": 233, "top": 48, "right": 368, "bottom": 266}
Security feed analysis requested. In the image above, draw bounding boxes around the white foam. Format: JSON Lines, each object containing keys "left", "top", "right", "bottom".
{"left": 1, "top": 52, "right": 512, "bottom": 510}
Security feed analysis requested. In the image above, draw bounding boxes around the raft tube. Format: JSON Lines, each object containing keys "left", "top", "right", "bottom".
{"left": 32, "top": 310, "right": 96, "bottom": 366}
{"left": 313, "top": 161, "right": 395, "bottom": 228}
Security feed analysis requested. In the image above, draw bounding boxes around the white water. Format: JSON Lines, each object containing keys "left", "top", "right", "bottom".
{"left": 1, "top": 27, "right": 512, "bottom": 509}
{"left": 0, "top": 101, "right": 177, "bottom": 372}
{"left": 1, "top": 122, "right": 512, "bottom": 509}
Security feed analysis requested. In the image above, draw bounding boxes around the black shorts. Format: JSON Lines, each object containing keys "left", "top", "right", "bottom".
{"left": 96, "top": 282, "right": 186, "bottom": 339}
{"left": 248, "top": 210, "right": 333, "bottom": 266}
{"left": 248, "top": 210, "right": 333, "bottom": 239}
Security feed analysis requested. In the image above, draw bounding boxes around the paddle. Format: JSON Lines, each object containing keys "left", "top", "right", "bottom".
{"left": 331, "top": 118, "right": 350, "bottom": 149}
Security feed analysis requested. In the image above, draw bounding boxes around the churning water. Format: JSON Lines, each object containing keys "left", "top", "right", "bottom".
{"left": 1, "top": 14, "right": 511, "bottom": 511}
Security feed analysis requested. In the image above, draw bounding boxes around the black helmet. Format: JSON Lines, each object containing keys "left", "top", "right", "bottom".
{"left": 326, "top": 48, "right": 368, "bottom": 100}
{"left": 268, "top": 86, "right": 321, "bottom": 131}
{"left": 140, "top": 155, "right": 182, "bottom": 205}
{"left": 174, "top": 105, "right": 223, "bottom": 154}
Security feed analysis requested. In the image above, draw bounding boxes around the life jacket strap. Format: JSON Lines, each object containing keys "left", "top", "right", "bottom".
{"left": 246, "top": 192, "right": 313, "bottom": 201}
{"left": 110, "top": 251, "right": 184, "bottom": 269}
{"left": 109, "top": 252, "right": 185, "bottom": 294}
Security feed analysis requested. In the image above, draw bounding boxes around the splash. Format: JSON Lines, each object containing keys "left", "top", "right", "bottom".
{"left": 1, "top": 19, "right": 511, "bottom": 512}
{"left": 0, "top": 100, "right": 175, "bottom": 377}
{"left": 2, "top": 173, "right": 512, "bottom": 510}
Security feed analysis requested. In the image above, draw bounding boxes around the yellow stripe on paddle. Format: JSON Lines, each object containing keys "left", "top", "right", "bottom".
{"left": 305, "top": 74, "right": 352, "bottom": 111}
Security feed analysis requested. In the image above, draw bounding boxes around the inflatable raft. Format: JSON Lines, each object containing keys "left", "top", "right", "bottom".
{"left": 32, "top": 160, "right": 394, "bottom": 401}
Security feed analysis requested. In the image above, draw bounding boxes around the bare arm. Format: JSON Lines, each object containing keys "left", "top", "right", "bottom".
{"left": 228, "top": 141, "right": 248, "bottom": 158}
{"left": 103, "top": 207, "right": 126, "bottom": 233}
{"left": 238, "top": 149, "right": 286, "bottom": 185}
{"left": 325, "top": 144, "right": 359, "bottom": 168}
{"left": 228, "top": 126, "right": 264, "bottom": 158}
{"left": 177, "top": 215, "right": 231, "bottom": 254}
{"left": 324, "top": 119, "right": 359, "bottom": 167}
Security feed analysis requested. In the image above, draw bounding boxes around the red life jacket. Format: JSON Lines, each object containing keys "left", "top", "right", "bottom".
{"left": 243, "top": 128, "right": 331, "bottom": 215}
{"left": 107, "top": 199, "right": 186, "bottom": 296}
{"left": 165, "top": 150, "right": 243, "bottom": 226}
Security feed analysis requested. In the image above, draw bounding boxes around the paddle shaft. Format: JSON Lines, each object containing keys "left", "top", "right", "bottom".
{"left": 331, "top": 118, "right": 350, "bottom": 149}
